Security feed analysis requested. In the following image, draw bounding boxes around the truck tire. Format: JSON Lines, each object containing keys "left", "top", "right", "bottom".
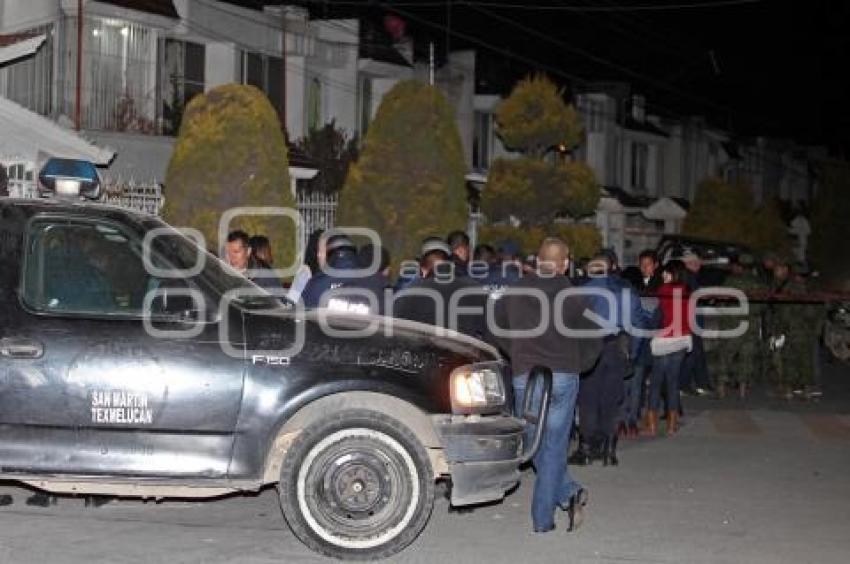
{"left": 279, "top": 409, "right": 435, "bottom": 560}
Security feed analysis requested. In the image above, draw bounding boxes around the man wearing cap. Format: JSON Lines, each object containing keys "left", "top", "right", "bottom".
{"left": 570, "top": 250, "right": 651, "bottom": 466}
{"left": 301, "top": 233, "right": 388, "bottom": 314}
{"left": 393, "top": 237, "right": 486, "bottom": 338}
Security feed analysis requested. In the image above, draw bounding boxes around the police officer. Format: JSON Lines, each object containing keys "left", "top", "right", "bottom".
{"left": 301, "top": 234, "right": 387, "bottom": 314}
{"left": 393, "top": 238, "right": 486, "bottom": 338}
{"left": 470, "top": 243, "right": 522, "bottom": 301}
{"left": 570, "top": 251, "right": 651, "bottom": 466}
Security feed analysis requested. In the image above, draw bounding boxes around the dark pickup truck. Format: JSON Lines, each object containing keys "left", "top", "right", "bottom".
{"left": 0, "top": 197, "right": 548, "bottom": 559}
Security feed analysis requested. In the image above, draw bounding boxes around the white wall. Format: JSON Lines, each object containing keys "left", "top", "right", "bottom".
{"left": 304, "top": 18, "right": 359, "bottom": 137}
{"left": 0, "top": 0, "right": 57, "bottom": 32}
{"left": 205, "top": 42, "right": 238, "bottom": 90}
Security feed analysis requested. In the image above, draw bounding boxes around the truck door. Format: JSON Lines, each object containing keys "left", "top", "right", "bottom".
{"left": 0, "top": 214, "right": 245, "bottom": 478}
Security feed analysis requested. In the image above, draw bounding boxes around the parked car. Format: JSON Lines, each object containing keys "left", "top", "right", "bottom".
{"left": 656, "top": 234, "right": 758, "bottom": 287}
{"left": 0, "top": 167, "right": 549, "bottom": 559}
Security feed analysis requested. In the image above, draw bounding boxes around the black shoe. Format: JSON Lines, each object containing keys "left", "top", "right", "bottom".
{"left": 0, "top": 494, "right": 12, "bottom": 506}
{"left": 568, "top": 443, "right": 592, "bottom": 465}
{"left": 602, "top": 435, "right": 619, "bottom": 467}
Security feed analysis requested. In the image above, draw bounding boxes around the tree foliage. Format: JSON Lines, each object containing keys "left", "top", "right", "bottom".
{"left": 495, "top": 74, "right": 583, "bottom": 156}
{"left": 295, "top": 120, "right": 359, "bottom": 195}
{"left": 682, "top": 176, "right": 791, "bottom": 258}
{"left": 810, "top": 161, "right": 850, "bottom": 283}
{"left": 338, "top": 80, "right": 467, "bottom": 265}
{"left": 163, "top": 84, "right": 294, "bottom": 266}
{"left": 483, "top": 158, "right": 599, "bottom": 224}
{"left": 481, "top": 74, "right": 601, "bottom": 252}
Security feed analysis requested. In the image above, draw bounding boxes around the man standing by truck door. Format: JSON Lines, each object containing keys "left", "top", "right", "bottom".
{"left": 491, "top": 237, "right": 602, "bottom": 533}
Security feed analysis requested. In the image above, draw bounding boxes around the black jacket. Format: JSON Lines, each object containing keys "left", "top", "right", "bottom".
{"left": 393, "top": 275, "right": 487, "bottom": 339}
{"left": 491, "top": 275, "right": 602, "bottom": 377}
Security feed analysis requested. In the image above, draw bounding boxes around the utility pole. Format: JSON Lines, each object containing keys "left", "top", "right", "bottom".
{"left": 75, "top": 0, "right": 83, "bottom": 130}
{"left": 429, "top": 42, "right": 435, "bottom": 86}
{"left": 280, "top": 6, "right": 287, "bottom": 133}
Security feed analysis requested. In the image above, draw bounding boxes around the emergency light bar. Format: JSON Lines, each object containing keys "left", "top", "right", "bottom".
{"left": 38, "top": 158, "right": 101, "bottom": 200}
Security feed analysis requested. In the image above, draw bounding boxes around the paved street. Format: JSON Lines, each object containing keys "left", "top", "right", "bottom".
{"left": 2, "top": 366, "right": 850, "bottom": 564}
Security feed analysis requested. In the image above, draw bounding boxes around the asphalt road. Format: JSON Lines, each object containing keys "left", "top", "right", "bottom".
{"left": 2, "top": 370, "right": 850, "bottom": 563}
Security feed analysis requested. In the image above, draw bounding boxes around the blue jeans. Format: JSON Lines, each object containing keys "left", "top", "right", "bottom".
{"left": 624, "top": 362, "right": 649, "bottom": 426}
{"left": 513, "top": 372, "right": 581, "bottom": 530}
{"left": 649, "top": 351, "right": 685, "bottom": 413}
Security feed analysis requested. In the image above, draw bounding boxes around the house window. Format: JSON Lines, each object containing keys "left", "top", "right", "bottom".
{"left": 3, "top": 25, "right": 54, "bottom": 116}
{"left": 61, "top": 17, "right": 157, "bottom": 131}
{"left": 631, "top": 142, "right": 648, "bottom": 191}
{"left": 472, "top": 111, "right": 493, "bottom": 170}
{"left": 239, "top": 52, "right": 284, "bottom": 121}
{"left": 160, "top": 39, "right": 205, "bottom": 135}
{"left": 586, "top": 99, "right": 604, "bottom": 132}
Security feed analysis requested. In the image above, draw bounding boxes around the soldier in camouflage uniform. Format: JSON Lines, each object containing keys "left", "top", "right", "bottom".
{"left": 711, "top": 255, "right": 766, "bottom": 399}
{"left": 766, "top": 258, "right": 826, "bottom": 399}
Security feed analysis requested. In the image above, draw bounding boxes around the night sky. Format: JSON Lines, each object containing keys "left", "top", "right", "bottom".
{"left": 241, "top": 1, "right": 850, "bottom": 154}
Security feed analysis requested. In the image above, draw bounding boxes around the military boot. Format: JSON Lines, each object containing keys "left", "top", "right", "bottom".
{"left": 568, "top": 438, "right": 593, "bottom": 465}
{"left": 602, "top": 435, "right": 619, "bottom": 466}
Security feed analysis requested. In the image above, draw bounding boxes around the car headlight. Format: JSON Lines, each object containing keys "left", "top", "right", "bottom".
{"left": 450, "top": 362, "right": 506, "bottom": 413}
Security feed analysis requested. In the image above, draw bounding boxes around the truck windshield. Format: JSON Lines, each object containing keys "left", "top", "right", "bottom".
{"left": 141, "top": 218, "right": 284, "bottom": 310}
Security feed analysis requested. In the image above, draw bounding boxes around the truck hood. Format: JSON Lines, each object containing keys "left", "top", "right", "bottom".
{"left": 241, "top": 306, "right": 501, "bottom": 364}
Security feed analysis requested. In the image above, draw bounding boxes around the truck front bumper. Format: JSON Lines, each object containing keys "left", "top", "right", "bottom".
{"left": 433, "top": 365, "right": 553, "bottom": 506}
{"left": 433, "top": 415, "right": 526, "bottom": 506}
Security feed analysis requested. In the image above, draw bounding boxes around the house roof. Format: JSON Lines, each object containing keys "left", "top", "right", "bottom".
{"left": 623, "top": 116, "right": 669, "bottom": 138}
{"left": 0, "top": 35, "right": 46, "bottom": 65}
{"left": 0, "top": 97, "right": 115, "bottom": 166}
{"left": 98, "top": 0, "right": 179, "bottom": 19}
{"left": 359, "top": 21, "right": 412, "bottom": 68}
{"left": 601, "top": 186, "right": 690, "bottom": 216}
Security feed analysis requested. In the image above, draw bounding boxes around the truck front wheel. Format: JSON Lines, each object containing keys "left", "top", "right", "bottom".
{"left": 279, "top": 409, "right": 435, "bottom": 560}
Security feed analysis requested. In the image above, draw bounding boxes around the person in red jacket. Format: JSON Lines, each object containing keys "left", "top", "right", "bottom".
{"left": 647, "top": 260, "right": 693, "bottom": 435}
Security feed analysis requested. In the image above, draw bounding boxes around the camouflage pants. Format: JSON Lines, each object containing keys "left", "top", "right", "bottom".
{"left": 770, "top": 337, "right": 818, "bottom": 392}
{"left": 710, "top": 326, "right": 761, "bottom": 387}
{"left": 768, "top": 304, "right": 825, "bottom": 392}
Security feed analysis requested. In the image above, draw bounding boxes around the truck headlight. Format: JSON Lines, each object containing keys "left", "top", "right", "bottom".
{"left": 450, "top": 362, "right": 506, "bottom": 413}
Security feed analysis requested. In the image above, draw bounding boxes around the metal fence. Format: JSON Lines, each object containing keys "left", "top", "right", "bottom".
{"left": 102, "top": 180, "right": 163, "bottom": 216}
{"left": 9, "top": 176, "right": 163, "bottom": 216}
{"left": 296, "top": 190, "right": 338, "bottom": 257}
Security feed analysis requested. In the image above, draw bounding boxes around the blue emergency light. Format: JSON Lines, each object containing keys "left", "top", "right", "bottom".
{"left": 38, "top": 158, "right": 101, "bottom": 200}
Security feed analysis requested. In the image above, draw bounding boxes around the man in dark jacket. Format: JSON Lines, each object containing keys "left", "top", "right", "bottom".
{"left": 570, "top": 252, "right": 652, "bottom": 466}
{"left": 447, "top": 230, "right": 471, "bottom": 278}
{"left": 301, "top": 234, "right": 387, "bottom": 314}
{"left": 491, "top": 237, "right": 602, "bottom": 534}
{"left": 393, "top": 238, "right": 486, "bottom": 338}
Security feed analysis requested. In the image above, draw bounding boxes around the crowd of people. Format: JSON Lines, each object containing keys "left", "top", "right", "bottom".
{"left": 222, "top": 227, "right": 826, "bottom": 533}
